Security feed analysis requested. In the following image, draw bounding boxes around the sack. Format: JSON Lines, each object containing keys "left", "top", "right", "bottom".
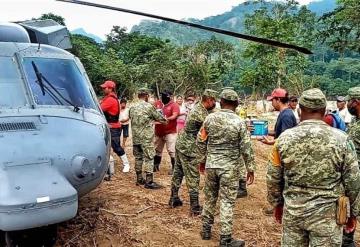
{"left": 329, "top": 112, "right": 347, "bottom": 131}
{"left": 336, "top": 196, "right": 350, "bottom": 225}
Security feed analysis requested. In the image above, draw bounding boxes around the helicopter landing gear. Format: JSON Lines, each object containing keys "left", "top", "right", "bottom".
{"left": 5, "top": 224, "right": 58, "bottom": 247}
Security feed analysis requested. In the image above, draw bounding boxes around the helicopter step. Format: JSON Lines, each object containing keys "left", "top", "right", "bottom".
{"left": 0, "top": 160, "right": 78, "bottom": 232}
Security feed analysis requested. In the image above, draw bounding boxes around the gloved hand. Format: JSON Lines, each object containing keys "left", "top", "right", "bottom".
{"left": 199, "top": 163, "right": 205, "bottom": 174}
{"left": 274, "top": 204, "right": 284, "bottom": 224}
{"left": 344, "top": 216, "right": 357, "bottom": 233}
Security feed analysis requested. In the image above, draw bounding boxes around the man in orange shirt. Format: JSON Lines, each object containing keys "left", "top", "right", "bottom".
{"left": 100, "top": 80, "right": 130, "bottom": 174}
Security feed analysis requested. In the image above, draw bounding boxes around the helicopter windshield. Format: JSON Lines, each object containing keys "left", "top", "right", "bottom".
{"left": 0, "top": 57, "right": 28, "bottom": 108}
{"left": 22, "top": 57, "right": 97, "bottom": 110}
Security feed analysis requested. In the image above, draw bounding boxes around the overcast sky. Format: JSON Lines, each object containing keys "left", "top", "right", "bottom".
{"left": 2, "top": 0, "right": 314, "bottom": 39}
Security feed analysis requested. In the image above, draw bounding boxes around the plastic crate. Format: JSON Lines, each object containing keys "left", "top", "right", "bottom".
{"left": 251, "top": 120, "right": 268, "bottom": 136}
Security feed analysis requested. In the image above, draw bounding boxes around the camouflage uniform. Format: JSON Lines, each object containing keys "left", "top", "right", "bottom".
{"left": 267, "top": 88, "right": 360, "bottom": 247}
{"left": 343, "top": 87, "right": 360, "bottom": 246}
{"left": 170, "top": 89, "right": 217, "bottom": 212}
{"left": 197, "top": 89, "right": 255, "bottom": 238}
{"left": 346, "top": 87, "right": 360, "bottom": 157}
{"left": 129, "top": 91, "right": 166, "bottom": 175}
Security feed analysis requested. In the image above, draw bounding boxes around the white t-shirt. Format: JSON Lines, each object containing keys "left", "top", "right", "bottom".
{"left": 177, "top": 105, "right": 187, "bottom": 122}
{"left": 338, "top": 108, "right": 352, "bottom": 124}
{"left": 292, "top": 109, "right": 300, "bottom": 123}
{"left": 119, "top": 108, "right": 130, "bottom": 125}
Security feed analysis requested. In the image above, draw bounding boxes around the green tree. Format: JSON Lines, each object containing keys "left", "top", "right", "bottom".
{"left": 38, "top": 13, "right": 66, "bottom": 26}
{"left": 319, "top": 0, "right": 360, "bottom": 54}
{"left": 241, "top": 0, "right": 316, "bottom": 96}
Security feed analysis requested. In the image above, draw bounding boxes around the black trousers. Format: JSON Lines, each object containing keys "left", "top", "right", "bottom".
{"left": 110, "top": 128, "right": 125, "bottom": 157}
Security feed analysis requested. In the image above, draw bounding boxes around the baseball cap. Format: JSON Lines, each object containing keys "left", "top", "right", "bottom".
{"left": 336, "top": 96, "right": 345, "bottom": 102}
{"left": 100, "top": 80, "right": 116, "bottom": 89}
{"left": 220, "top": 89, "right": 238, "bottom": 101}
{"left": 267, "top": 88, "right": 288, "bottom": 101}
{"left": 299, "top": 88, "right": 327, "bottom": 109}
{"left": 345, "top": 87, "right": 360, "bottom": 101}
{"left": 203, "top": 89, "right": 218, "bottom": 98}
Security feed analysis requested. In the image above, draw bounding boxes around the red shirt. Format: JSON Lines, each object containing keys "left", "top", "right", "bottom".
{"left": 155, "top": 101, "right": 180, "bottom": 136}
{"left": 100, "top": 92, "right": 121, "bottom": 129}
{"left": 154, "top": 100, "right": 163, "bottom": 109}
{"left": 323, "top": 114, "right": 334, "bottom": 127}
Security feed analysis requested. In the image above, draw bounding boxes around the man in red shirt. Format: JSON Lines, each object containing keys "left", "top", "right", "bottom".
{"left": 100, "top": 80, "right": 130, "bottom": 175}
{"left": 154, "top": 91, "right": 180, "bottom": 175}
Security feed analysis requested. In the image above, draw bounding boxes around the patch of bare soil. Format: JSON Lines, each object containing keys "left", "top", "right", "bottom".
{"left": 56, "top": 140, "right": 286, "bottom": 247}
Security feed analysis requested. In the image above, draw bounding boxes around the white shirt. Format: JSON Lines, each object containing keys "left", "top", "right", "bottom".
{"left": 119, "top": 107, "right": 130, "bottom": 125}
{"left": 177, "top": 105, "right": 187, "bottom": 121}
{"left": 292, "top": 109, "right": 300, "bottom": 124}
{"left": 338, "top": 108, "right": 352, "bottom": 124}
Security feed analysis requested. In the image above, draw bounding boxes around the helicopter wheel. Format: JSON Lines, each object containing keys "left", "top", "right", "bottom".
{"left": 5, "top": 224, "right": 58, "bottom": 247}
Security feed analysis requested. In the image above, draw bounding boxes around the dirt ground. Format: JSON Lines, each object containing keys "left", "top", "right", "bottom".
{"left": 56, "top": 141, "right": 286, "bottom": 247}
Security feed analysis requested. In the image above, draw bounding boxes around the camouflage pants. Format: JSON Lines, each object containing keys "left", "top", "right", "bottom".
{"left": 238, "top": 157, "right": 246, "bottom": 180}
{"left": 171, "top": 151, "right": 200, "bottom": 194}
{"left": 202, "top": 168, "right": 240, "bottom": 235}
{"left": 282, "top": 205, "right": 342, "bottom": 247}
{"left": 133, "top": 143, "right": 155, "bottom": 174}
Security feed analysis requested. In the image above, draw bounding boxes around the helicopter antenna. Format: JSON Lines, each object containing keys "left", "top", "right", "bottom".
{"left": 56, "top": 0, "right": 312, "bottom": 54}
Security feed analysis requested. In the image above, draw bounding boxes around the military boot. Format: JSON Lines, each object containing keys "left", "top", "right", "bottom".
{"left": 219, "top": 234, "right": 245, "bottom": 247}
{"left": 153, "top": 155, "right": 162, "bottom": 172}
{"left": 342, "top": 231, "right": 355, "bottom": 247}
{"left": 168, "top": 186, "right": 183, "bottom": 208}
{"left": 136, "top": 172, "right": 145, "bottom": 186}
{"left": 200, "top": 224, "right": 212, "bottom": 240}
{"left": 237, "top": 179, "right": 248, "bottom": 198}
{"left": 168, "top": 157, "right": 175, "bottom": 175}
{"left": 144, "top": 173, "right": 163, "bottom": 189}
{"left": 189, "top": 191, "right": 202, "bottom": 216}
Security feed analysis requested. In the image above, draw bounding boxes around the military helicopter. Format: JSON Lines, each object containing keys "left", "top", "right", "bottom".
{"left": 0, "top": 20, "right": 110, "bottom": 246}
{"left": 0, "top": 1, "right": 311, "bottom": 246}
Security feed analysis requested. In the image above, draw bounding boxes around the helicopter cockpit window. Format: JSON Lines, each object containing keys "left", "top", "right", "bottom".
{"left": 0, "top": 57, "right": 28, "bottom": 107}
{"left": 22, "top": 58, "right": 97, "bottom": 110}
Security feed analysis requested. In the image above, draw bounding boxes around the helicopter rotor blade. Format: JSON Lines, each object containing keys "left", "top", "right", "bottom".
{"left": 56, "top": 0, "right": 312, "bottom": 54}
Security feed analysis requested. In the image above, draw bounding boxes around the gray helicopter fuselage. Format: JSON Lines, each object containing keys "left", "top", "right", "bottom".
{"left": 0, "top": 42, "right": 110, "bottom": 231}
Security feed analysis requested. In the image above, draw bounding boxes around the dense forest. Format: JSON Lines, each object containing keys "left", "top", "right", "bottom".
{"left": 39, "top": 0, "right": 359, "bottom": 99}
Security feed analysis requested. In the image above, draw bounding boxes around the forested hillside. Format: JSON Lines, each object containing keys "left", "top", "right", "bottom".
{"left": 38, "top": 0, "right": 359, "bottom": 99}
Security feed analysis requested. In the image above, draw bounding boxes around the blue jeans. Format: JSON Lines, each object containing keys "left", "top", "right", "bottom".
{"left": 120, "top": 124, "right": 129, "bottom": 138}
{"left": 110, "top": 128, "right": 125, "bottom": 157}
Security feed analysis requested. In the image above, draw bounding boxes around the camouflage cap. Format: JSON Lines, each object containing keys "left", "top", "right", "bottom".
{"left": 299, "top": 88, "right": 326, "bottom": 109}
{"left": 220, "top": 89, "right": 239, "bottom": 101}
{"left": 138, "top": 87, "right": 151, "bottom": 94}
{"left": 345, "top": 87, "right": 360, "bottom": 101}
{"left": 202, "top": 89, "right": 218, "bottom": 98}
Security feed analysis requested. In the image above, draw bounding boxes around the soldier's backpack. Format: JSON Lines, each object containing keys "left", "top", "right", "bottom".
{"left": 328, "top": 112, "right": 347, "bottom": 131}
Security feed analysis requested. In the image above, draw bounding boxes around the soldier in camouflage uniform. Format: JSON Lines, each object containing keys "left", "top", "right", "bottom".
{"left": 169, "top": 89, "right": 218, "bottom": 215}
{"left": 343, "top": 86, "right": 360, "bottom": 247}
{"left": 197, "top": 89, "right": 255, "bottom": 247}
{"left": 129, "top": 88, "right": 167, "bottom": 189}
{"left": 267, "top": 88, "right": 360, "bottom": 247}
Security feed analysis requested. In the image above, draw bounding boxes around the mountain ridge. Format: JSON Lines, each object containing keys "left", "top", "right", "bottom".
{"left": 130, "top": 0, "right": 337, "bottom": 45}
